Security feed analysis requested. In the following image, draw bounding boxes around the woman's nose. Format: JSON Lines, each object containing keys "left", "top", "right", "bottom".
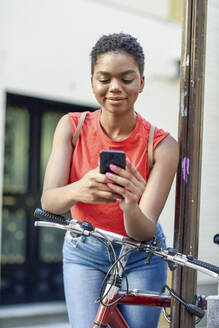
{"left": 109, "top": 79, "right": 121, "bottom": 92}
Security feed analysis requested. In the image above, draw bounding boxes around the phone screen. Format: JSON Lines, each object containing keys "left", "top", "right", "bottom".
{"left": 100, "top": 150, "right": 126, "bottom": 174}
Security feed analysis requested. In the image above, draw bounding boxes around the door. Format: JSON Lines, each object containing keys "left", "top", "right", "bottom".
{"left": 1, "top": 92, "right": 93, "bottom": 305}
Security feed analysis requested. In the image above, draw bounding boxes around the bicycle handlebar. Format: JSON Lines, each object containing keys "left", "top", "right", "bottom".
{"left": 34, "top": 208, "right": 219, "bottom": 280}
{"left": 34, "top": 208, "right": 141, "bottom": 247}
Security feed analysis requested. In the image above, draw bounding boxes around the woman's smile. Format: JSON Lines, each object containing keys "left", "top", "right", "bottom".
{"left": 105, "top": 96, "right": 128, "bottom": 103}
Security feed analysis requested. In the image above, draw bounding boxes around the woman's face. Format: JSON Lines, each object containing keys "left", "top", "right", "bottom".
{"left": 91, "top": 51, "right": 144, "bottom": 115}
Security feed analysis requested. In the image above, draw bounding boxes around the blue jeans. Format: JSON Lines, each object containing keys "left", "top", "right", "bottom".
{"left": 63, "top": 223, "right": 167, "bottom": 328}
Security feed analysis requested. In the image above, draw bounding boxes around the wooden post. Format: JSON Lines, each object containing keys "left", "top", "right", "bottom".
{"left": 171, "top": 0, "right": 208, "bottom": 327}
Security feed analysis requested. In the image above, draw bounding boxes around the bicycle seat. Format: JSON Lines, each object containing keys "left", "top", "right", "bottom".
{"left": 213, "top": 234, "right": 219, "bottom": 245}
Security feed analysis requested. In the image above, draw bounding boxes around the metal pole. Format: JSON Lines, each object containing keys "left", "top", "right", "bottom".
{"left": 171, "top": 0, "right": 208, "bottom": 327}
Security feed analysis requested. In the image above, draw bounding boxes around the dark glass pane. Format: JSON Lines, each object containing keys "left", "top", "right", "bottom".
{"left": 39, "top": 229, "right": 65, "bottom": 262}
{"left": 3, "top": 107, "right": 30, "bottom": 193}
{"left": 1, "top": 208, "right": 26, "bottom": 264}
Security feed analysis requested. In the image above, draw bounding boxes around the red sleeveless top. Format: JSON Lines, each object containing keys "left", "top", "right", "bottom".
{"left": 68, "top": 110, "right": 168, "bottom": 235}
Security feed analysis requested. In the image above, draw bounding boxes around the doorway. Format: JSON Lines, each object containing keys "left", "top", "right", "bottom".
{"left": 1, "top": 92, "right": 94, "bottom": 305}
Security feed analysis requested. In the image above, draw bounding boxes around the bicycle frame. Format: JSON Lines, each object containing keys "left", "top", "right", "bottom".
{"left": 90, "top": 243, "right": 207, "bottom": 328}
{"left": 92, "top": 291, "right": 171, "bottom": 328}
{"left": 91, "top": 244, "right": 170, "bottom": 327}
{"left": 91, "top": 246, "right": 206, "bottom": 328}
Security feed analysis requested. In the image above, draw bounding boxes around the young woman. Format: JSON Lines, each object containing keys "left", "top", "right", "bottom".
{"left": 41, "top": 33, "right": 179, "bottom": 328}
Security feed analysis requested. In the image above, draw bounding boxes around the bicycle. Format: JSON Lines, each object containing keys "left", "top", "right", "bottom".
{"left": 34, "top": 208, "right": 219, "bottom": 328}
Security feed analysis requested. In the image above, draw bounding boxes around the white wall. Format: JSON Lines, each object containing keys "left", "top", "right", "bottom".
{"left": 0, "top": 0, "right": 181, "bottom": 249}
{"left": 89, "top": 0, "right": 170, "bottom": 20}
{"left": 0, "top": 0, "right": 181, "bottom": 109}
{"left": 198, "top": 0, "right": 219, "bottom": 285}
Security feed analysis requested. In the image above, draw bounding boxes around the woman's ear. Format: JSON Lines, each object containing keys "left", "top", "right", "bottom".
{"left": 139, "top": 75, "right": 145, "bottom": 93}
{"left": 90, "top": 75, "right": 94, "bottom": 89}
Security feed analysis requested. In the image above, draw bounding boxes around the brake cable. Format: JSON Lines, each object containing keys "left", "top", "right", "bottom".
{"left": 98, "top": 247, "right": 134, "bottom": 307}
{"left": 163, "top": 285, "right": 205, "bottom": 325}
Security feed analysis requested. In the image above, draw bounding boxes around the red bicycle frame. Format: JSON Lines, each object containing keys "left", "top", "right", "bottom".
{"left": 90, "top": 242, "right": 207, "bottom": 328}
{"left": 92, "top": 291, "right": 171, "bottom": 327}
{"left": 92, "top": 288, "right": 207, "bottom": 327}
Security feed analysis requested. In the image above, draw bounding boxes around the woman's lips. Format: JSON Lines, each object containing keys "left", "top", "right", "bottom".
{"left": 106, "top": 97, "right": 127, "bottom": 101}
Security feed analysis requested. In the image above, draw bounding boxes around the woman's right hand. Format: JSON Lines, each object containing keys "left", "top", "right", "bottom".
{"left": 73, "top": 167, "right": 121, "bottom": 204}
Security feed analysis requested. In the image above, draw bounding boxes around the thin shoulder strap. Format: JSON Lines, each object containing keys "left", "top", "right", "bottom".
{"left": 72, "top": 111, "right": 88, "bottom": 147}
{"left": 148, "top": 124, "right": 155, "bottom": 171}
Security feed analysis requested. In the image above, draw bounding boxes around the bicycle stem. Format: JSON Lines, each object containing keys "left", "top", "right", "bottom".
{"left": 102, "top": 245, "right": 132, "bottom": 302}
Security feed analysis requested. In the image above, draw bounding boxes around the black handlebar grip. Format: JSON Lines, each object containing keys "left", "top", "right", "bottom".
{"left": 187, "top": 256, "right": 219, "bottom": 274}
{"left": 34, "top": 208, "right": 70, "bottom": 225}
{"left": 185, "top": 303, "right": 205, "bottom": 319}
{"left": 214, "top": 234, "right": 219, "bottom": 245}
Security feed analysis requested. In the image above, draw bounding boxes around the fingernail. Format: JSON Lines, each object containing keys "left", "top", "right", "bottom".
{"left": 116, "top": 198, "right": 121, "bottom": 202}
{"left": 110, "top": 164, "right": 117, "bottom": 170}
{"left": 107, "top": 183, "right": 113, "bottom": 187}
{"left": 106, "top": 172, "right": 113, "bottom": 178}
{"left": 126, "top": 158, "right": 131, "bottom": 163}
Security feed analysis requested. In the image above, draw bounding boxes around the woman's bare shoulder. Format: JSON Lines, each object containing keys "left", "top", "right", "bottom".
{"left": 155, "top": 134, "right": 179, "bottom": 165}
{"left": 53, "top": 114, "right": 73, "bottom": 142}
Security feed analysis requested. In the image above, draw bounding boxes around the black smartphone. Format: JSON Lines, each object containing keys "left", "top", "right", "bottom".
{"left": 100, "top": 150, "right": 126, "bottom": 174}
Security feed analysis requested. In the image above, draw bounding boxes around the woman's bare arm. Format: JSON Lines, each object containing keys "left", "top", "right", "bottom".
{"left": 106, "top": 135, "right": 179, "bottom": 241}
{"left": 125, "top": 135, "right": 179, "bottom": 240}
{"left": 41, "top": 115, "right": 121, "bottom": 214}
{"left": 41, "top": 114, "right": 78, "bottom": 213}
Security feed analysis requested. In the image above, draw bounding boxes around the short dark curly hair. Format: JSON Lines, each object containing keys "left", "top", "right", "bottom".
{"left": 90, "top": 33, "right": 145, "bottom": 76}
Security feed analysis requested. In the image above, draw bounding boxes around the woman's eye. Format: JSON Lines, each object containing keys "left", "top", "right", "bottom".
{"left": 123, "top": 79, "right": 133, "bottom": 84}
{"left": 99, "top": 79, "right": 109, "bottom": 83}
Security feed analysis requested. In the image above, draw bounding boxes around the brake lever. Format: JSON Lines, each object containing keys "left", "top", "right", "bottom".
{"left": 34, "top": 220, "right": 82, "bottom": 235}
{"left": 34, "top": 221, "right": 69, "bottom": 230}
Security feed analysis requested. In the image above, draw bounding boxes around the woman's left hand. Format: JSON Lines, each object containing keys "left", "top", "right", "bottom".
{"left": 105, "top": 158, "right": 146, "bottom": 212}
